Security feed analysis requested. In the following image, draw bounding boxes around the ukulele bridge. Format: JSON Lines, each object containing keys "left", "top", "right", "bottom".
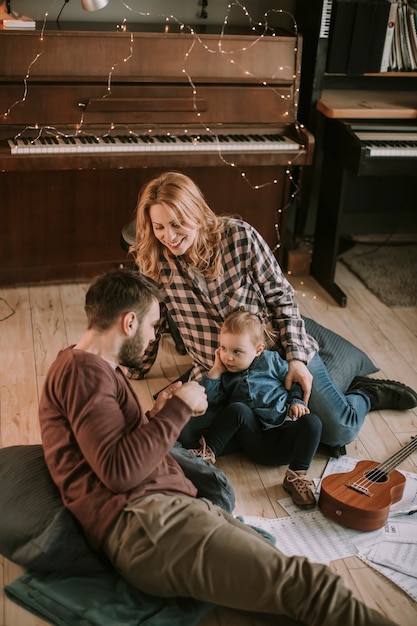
{"left": 346, "top": 482, "right": 372, "bottom": 497}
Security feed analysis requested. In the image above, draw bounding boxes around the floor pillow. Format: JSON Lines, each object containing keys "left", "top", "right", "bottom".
{"left": 0, "top": 444, "right": 108, "bottom": 573}
{"left": 303, "top": 316, "right": 379, "bottom": 392}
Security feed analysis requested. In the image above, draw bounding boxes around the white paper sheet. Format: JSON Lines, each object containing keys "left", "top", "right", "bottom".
{"left": 363, "top": 542, "right": 417, "bottom": 578}
{"left": 243, "top": 512, "right": 382, "bottom": 565}
{"left": 358, "top": 554, "right": 417, "bottom": 603}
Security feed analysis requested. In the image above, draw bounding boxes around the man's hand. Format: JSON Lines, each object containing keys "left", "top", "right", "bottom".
{"left": 174, "top": 381, "right": 208, "bottom": 416}
{"left": 285, "top": 360, "right": 312, "bottom": 404}
{"left": 149, "top": 381, "right": 183, "bottom": 418}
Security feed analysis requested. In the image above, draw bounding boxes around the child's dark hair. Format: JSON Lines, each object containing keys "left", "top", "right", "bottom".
{"left": 221, "top": 310, "right": 278, "bottom": 348}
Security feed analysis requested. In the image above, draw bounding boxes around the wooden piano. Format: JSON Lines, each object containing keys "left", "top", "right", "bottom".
{"left": 311, "top": 90, "right": 417, "bottom": 306}
{"left": 0, "top": 22, "right": 314, "bottom": 285}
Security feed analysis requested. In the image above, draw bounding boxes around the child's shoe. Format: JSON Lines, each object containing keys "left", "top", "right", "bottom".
{"left": 188, "top": 436, "right": 216, "bottom": 464}
{"left": 283, "top": 469, "right": 316, "bottom": 509}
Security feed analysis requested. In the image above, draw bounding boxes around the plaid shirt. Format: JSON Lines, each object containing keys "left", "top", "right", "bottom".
{"left": 132, "top": 218, "right": 318, "bottom": 380}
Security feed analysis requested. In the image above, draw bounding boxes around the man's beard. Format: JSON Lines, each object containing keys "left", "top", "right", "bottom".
{"left": 118, "top": 328, "right": 144, "bottom": 369}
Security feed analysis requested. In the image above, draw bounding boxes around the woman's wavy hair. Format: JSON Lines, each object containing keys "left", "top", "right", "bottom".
{"left": 131, "top": 171, "right": 224, "bottom": 283}
{"left": 221, "top": 310, "right": 278, "bottom": 349}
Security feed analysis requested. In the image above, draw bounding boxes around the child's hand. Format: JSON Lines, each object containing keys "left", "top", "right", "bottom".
{"left": 207, "top": 348, "right": 227, "bottom": 379}
{"left": 288, "top": 403, "right": 310, "bottom": 420}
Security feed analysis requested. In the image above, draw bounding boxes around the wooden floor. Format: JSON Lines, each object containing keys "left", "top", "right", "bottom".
{"left": 0, "top": 262, "right": 416, "bottom": 626}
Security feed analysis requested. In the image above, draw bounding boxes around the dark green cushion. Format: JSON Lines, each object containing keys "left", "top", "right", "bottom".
{"left": 0, "top": 444, "right": 108, "bottom": 573}
{"left": 303, "top": 316, "right": 379, "bottom": 392}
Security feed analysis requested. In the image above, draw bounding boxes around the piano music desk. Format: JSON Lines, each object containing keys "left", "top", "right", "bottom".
{"left": 311, "top": 90, "right": 417, "bottom": 306}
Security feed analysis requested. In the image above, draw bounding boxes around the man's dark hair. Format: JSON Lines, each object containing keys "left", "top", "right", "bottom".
{"left": 85, "top": 267, "right": 164, "bottom": 331}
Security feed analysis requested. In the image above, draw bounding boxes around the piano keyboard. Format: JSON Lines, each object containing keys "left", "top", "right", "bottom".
{"left": 320, "top": 0, "right": 333, "bottom": 38}
{"left": 8, "top": 132, "right": 300, "bottom": 156}
{"left": 356, "top": 131, "right": 417, "bottom": 157}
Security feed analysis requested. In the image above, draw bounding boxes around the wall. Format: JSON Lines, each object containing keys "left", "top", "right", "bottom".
{"left": 8, "top": 0, "right": 295, "bottom": 27}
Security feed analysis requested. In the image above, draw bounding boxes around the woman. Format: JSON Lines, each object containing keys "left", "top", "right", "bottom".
{"left": 130, "top": 171, "right": 417, "bottom": 448}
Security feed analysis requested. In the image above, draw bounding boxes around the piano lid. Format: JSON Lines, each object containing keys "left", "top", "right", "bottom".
{"left": 0, "top": 83, "right": 299, "bottom": 127}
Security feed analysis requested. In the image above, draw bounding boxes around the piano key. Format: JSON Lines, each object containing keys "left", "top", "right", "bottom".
{"left": 366, "top": 147, "right": 417, "bottom": 157}
{"left": 8, "top": 132, "right": 301, "bottom": 155}
{"left": 352, "top": 130, "right": 417, "bottom": 157}
{"left": 319, "top": 0, "right": 333, "bottom": 39}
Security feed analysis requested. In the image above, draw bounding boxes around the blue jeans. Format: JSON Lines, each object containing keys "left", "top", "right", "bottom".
{"left": 170, "top": 442, "right": 235, "bottom": 513}
{"left": 308, "top": 353, "right": 371, "bottom": 446}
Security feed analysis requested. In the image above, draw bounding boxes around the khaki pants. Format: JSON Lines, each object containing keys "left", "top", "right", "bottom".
{"left": 103, "top": 493, "right": 396, "bottom": 626}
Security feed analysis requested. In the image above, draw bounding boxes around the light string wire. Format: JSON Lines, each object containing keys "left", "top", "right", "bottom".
{"left": 118, "top": 2, "right": 306, "bottom": 195}
{"left": 349, "top": 436, "right": 417, "bottom": 492}
{"left": 2, "top": 0, "right": 306, "bottom": 249}
{"left": 2, "top": 10, "right": 49, "bottom": 120}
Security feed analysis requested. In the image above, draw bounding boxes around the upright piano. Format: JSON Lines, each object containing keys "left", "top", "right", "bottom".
{"left": 0, "top": 22, "right": 314, "bottom": 285}
{"left": 311, "top": 90, "right": 417, "bottom": 306}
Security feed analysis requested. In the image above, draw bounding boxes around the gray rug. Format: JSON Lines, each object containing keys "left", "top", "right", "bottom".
{"left": 341, "top": 243, "right": 417, "bottom": 308}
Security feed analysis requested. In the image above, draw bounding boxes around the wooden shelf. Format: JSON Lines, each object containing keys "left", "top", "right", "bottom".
{"left": 317, "top": 89, "right": 417, "bottom": 119}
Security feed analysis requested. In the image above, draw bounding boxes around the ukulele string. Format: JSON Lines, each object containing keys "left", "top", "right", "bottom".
{"left": 354, "top": 437, "right": 417, "bottom": 488}
{"left": 349, "top": 436, "right": 417, "bottom": 490}
{"left": 377, "top": 437, "right": 417, "bottom": 475}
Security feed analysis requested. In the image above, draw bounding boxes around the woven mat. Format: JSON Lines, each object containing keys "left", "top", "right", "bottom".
{"left": 341, "top": 243, "right": 417, "bottom": 308}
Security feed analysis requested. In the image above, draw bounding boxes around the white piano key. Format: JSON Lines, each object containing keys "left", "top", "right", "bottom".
{"left": 369, "top": 147, "right": 417, "bottom": 157}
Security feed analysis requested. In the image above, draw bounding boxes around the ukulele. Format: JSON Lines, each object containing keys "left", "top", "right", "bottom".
{"left": 318, "top": 436, "right": 417, "bottom": 531}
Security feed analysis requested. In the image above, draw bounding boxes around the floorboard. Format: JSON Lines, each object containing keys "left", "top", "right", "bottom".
{"left": 0, "top": 263, "right": 416, "bottom": 625}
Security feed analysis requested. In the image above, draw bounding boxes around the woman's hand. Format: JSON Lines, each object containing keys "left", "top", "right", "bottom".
{"left": 285, "top": 360, "right": 313, "bottom": 404}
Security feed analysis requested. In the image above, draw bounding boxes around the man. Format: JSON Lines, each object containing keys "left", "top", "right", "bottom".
{"left": 39, "top": 268, "right": 397, "bottom": 626}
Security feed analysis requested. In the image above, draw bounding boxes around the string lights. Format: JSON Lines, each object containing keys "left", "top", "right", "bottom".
{"left": 2, "top": 1, "right": 308, "bottom": 252}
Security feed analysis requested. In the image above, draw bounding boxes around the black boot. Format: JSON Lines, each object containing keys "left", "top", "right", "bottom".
{"left": 348, "top": 376, "right": 417, "bottom": 411}
{"left": 318, "top": 443, "right": 347, "bottom": 459}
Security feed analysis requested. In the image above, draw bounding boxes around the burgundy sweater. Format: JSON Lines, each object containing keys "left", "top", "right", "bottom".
{"left": 39, "top": 347, "right": 197, "bottom": 550}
